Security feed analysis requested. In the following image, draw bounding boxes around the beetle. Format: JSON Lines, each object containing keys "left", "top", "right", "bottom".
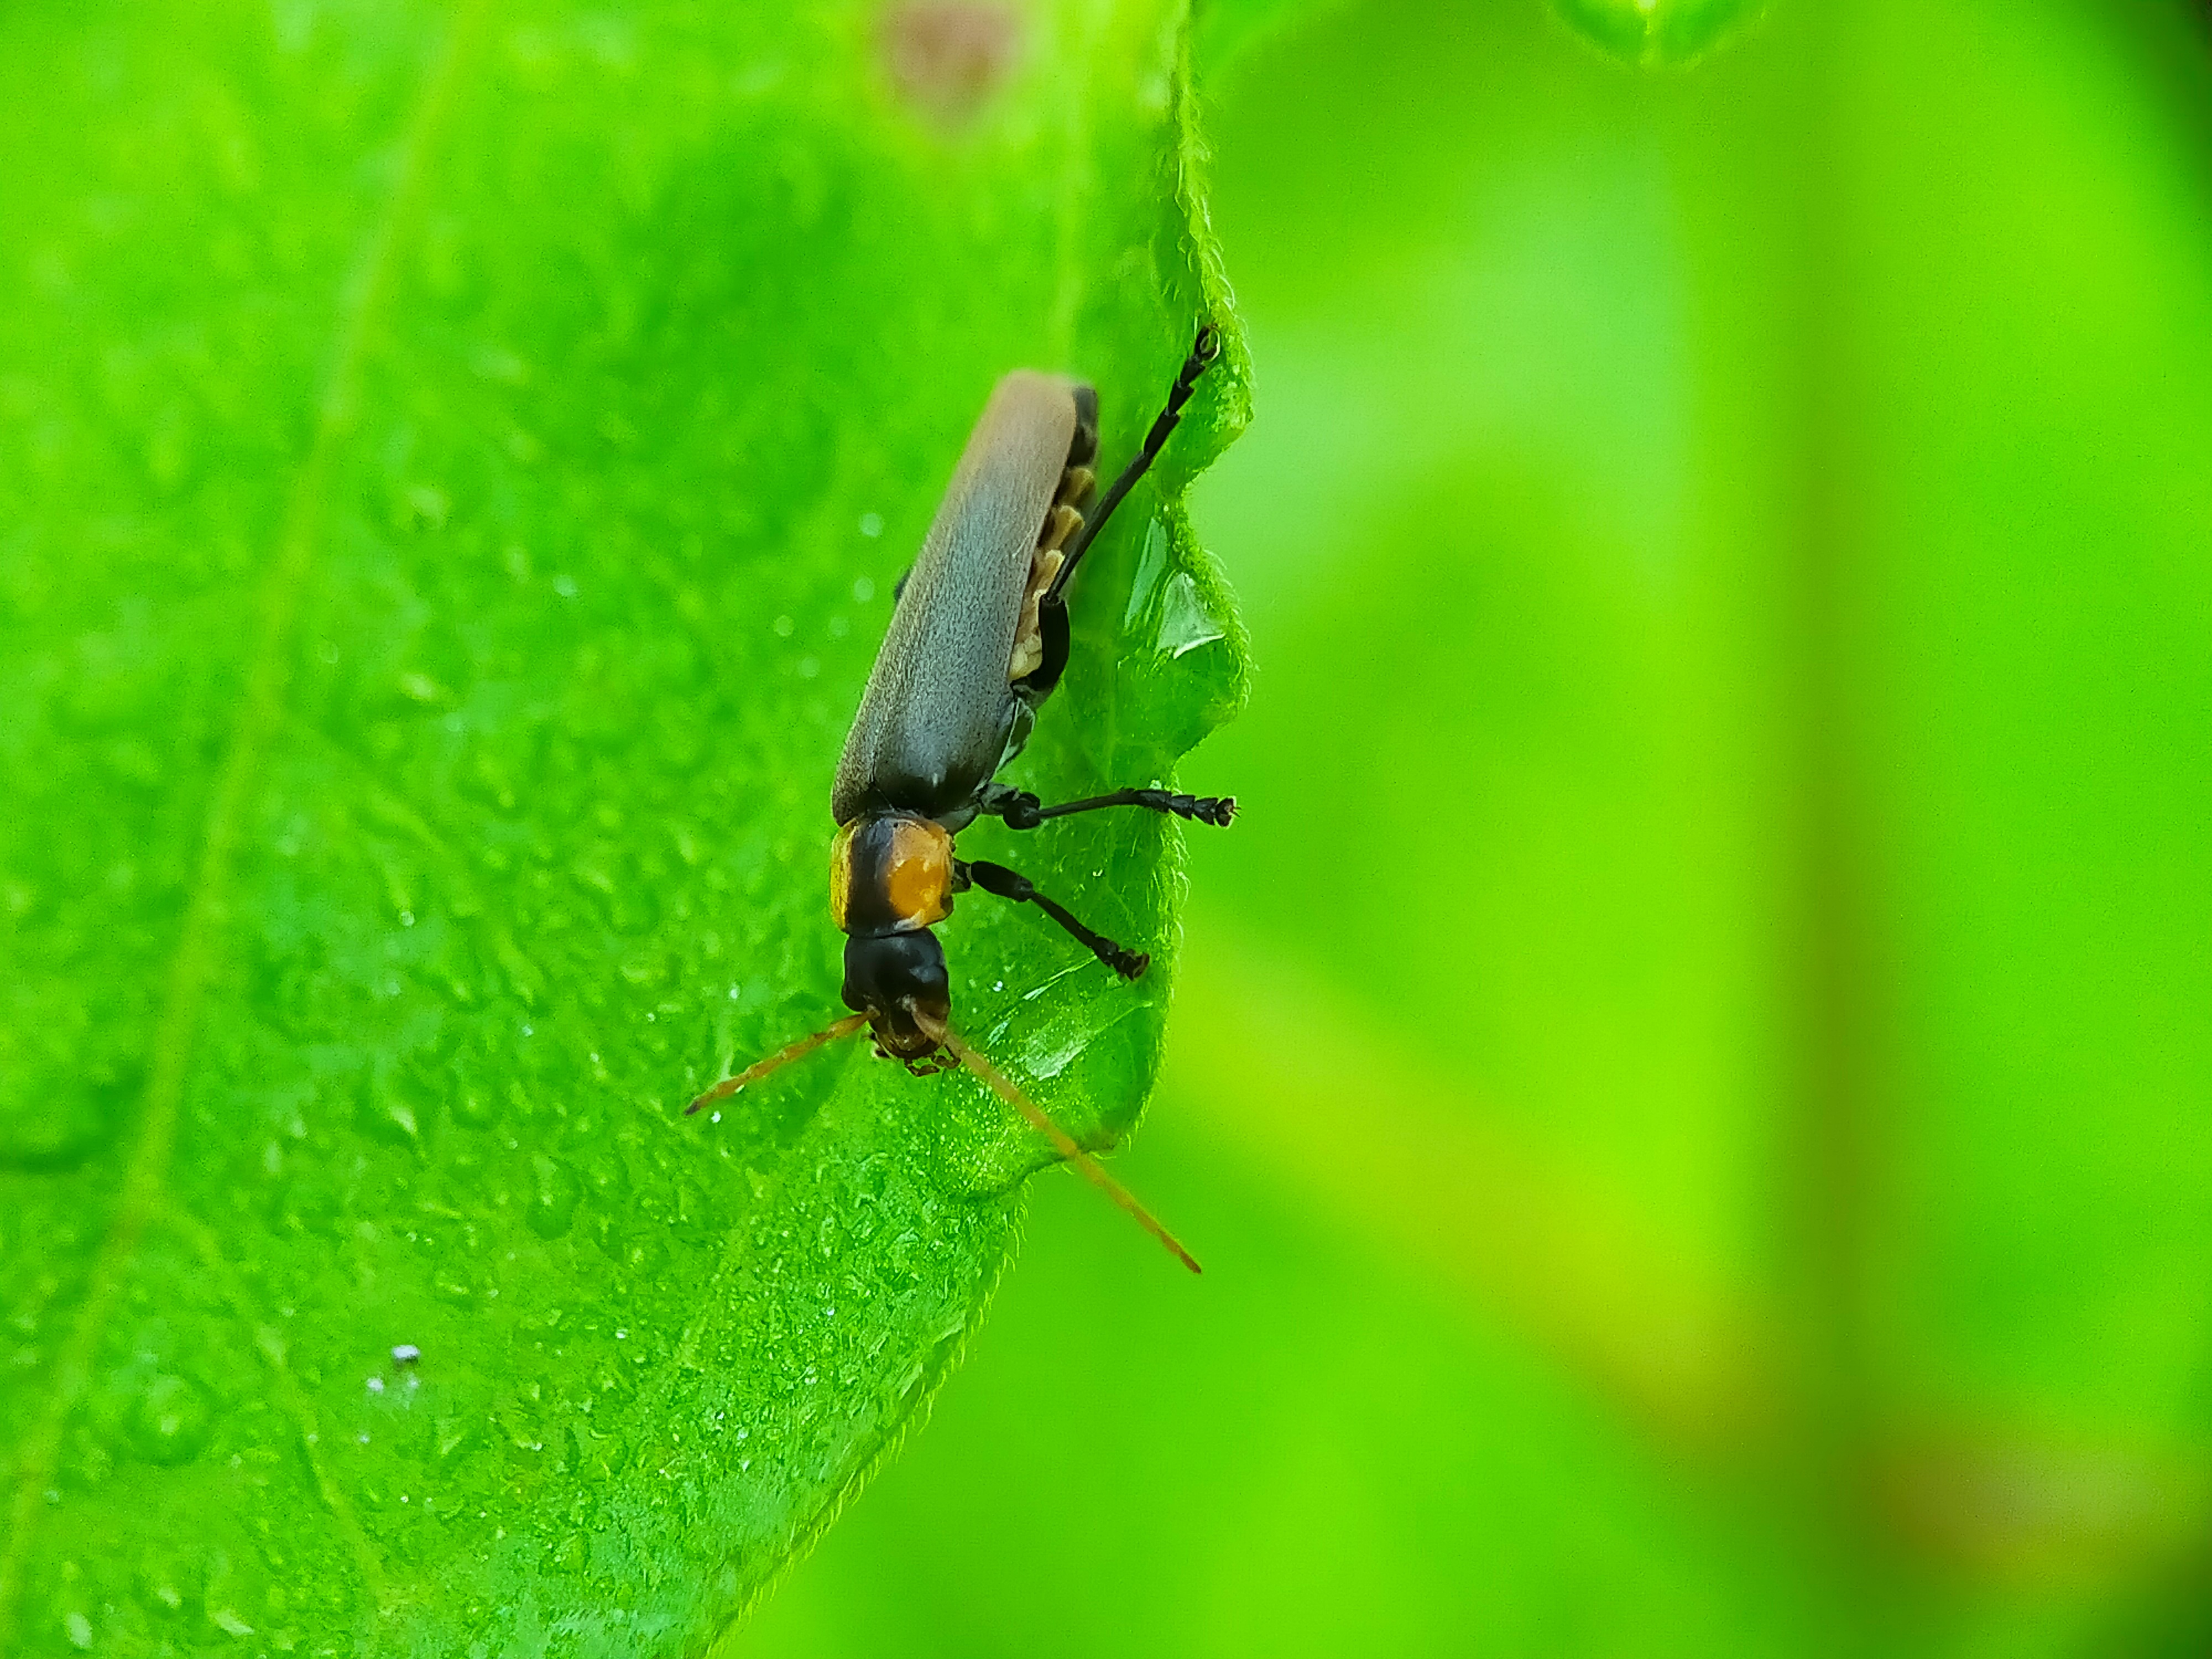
{"left": 688, "top": 325, "right": 1231, "bottom": 1270}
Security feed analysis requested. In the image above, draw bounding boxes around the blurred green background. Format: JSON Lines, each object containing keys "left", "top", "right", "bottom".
{"left": 742, "top": 1, "right": 2212, "bottom": 1655}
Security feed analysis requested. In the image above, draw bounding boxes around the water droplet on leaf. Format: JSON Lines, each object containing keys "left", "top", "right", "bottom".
{"left": 356, "top": 1074, "right": 423, "bottom": 1148}
{"left": 125, "top": 1374, "right": 213, "bottom": 1465}
{"left": 0, "top": 1046, "right": 132, "bottom": 1172}
{"left": 527, "top": 1155, "right": 582, "bottom": 1238}
{"left": 1153, "top": 572, "right": 1225, "bottom": 660}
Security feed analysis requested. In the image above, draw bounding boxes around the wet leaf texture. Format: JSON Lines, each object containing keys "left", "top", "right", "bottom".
{"left": 0, "top": 0, "right": 1247, "bottom": 1652}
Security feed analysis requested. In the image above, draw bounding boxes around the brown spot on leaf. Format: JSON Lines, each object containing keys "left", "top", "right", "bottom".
{"left": 880, "top": 2, "right": 1020, "bottom": 127}
{"left": 1872, "top": 1427, "right": 2199, "bottom": 1582}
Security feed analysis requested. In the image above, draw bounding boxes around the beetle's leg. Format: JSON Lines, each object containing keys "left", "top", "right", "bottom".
{"left": 978, "top": 784, "right": 1234, "bottom": 830}
{"left": 957, "top": 859, "right": 1150, "bottom": 979}
{"left": 1036, "top": 787, "right": 1235, "bottom": 827}
{"left": 974, "top": 783, "right": 1042, "bottom": 825}
{"left": 1045, "top": 324, "right": 1220, "bottom": 606}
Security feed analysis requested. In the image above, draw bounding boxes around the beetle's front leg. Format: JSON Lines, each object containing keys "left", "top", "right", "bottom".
{"left": 956, "top": 858, "right": 1149, "bottom": 979}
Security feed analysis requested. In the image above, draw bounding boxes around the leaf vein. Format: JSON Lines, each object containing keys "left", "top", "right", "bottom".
{"left": 0, "top": 1, "right": 491, "bottom": 1635}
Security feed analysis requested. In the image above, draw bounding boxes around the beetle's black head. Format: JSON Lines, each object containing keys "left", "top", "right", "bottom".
{"left": 841, "top": 928, "right": 950, "bottom": 1061}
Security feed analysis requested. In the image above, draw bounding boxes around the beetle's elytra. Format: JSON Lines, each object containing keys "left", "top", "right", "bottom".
{"left": 690, "top": 326, "right": 1232, "bottom": 1271}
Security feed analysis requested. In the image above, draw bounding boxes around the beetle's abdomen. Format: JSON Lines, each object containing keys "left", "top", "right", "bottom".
{"left": 1007, "top": 444, "right": 1097, "bottom": 682}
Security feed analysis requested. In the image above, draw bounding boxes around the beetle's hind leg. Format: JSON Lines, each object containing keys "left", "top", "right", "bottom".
{"left": 958, "top": 858, "right": 1149, "bottom": 979}
{"left": 979, "top": 783, "right": 1236, "bottom": 830}
{"left": 1045, "top": 324, "right": 1220, "bottom": 608}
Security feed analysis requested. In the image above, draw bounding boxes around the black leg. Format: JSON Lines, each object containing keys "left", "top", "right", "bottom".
{"left": 1045, "top": 324, "right": 1220, "bottom": 606}
{"left": 961, "top": 859, "right": 1150, "bottom": 979}
{"left": 980, "top": 784, "right": 1236, "bottom": 830}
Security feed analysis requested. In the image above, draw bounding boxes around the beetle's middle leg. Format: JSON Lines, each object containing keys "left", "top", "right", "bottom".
{"left": 979, "top": 783, "right": 1235, "bottom": 830}
{"left": 956, "top": 858, "right": 1150, "bottom": 979}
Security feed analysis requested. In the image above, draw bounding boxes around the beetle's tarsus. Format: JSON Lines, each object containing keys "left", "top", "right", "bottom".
{"left": 1133, "top": 788, "right": 1233, "bottom": 826}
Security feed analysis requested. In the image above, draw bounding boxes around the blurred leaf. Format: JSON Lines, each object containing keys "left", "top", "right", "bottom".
{"left": 743, "top": 0, "right": 2212, "bottom": 1654}
{"left": 1550, "top": 0, "right": 1770, "bottom": 67}
{"left": 0, "top": 1, "right": 1245, "bottom": 1653}
{"left": 1191, "top": 0, "right": 1360, "bottom": 82}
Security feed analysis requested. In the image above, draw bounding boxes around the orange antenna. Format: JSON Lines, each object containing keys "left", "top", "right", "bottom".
{"left": 927, "top": 1016, "right": 1201, "bottom": 1275}
{"left": 685, "top": 1012, "right": 872, "bottom": 1115}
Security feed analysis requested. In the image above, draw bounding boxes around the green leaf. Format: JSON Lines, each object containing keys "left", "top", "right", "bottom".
{"left": 0, "top": 2, "right": 1246, "bottom": 1653}
{"left": 1548, "top": 0, "right": 1769, "bottom": 67}
{"left": 748, "top": 0, "right": 2212, "bottom": 1653}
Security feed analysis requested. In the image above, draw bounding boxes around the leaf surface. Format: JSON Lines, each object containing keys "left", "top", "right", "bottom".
{"left": 0, "top": 2, "right": 1246, "bottom": 1652}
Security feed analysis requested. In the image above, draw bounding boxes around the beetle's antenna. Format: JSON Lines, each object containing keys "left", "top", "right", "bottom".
{"left": 926, "top": 1016, "right": 1202, "bottom": 1275}
{"left": 685, "top": 1013, "right": 872, "bottom": 1115}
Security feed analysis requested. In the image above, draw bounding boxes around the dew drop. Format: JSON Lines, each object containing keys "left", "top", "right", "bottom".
{"left": 404, "top": 484, "right": 450, "bottom": 530}
{"left": 125, "top": 1374, "right": 214, "bottom": 1466}
{"left": 64, "top": 1611, "right": 92, "bottom": 1650}
{"left": 858, "top": 513, "right": 883, "bottom": 539}
{"left": 526, "top": 1154, "right": 582, "bottom": 1239}
{"left": 852, "top": 576, "right": 877, "bottom": 602}
{"left": 0, "top": 1061, "right": 131, "bottom": 1172}
{"left": 1154, "top": 571, "right": 1225, "bottom": 659}
{"left": 138, "top": 1563, "right": 185, "bottom": 1618}
{"left": 451, "top": 1076, "right": 498, "bottom": 1130}
{"left": 771, "top": 614, "right": 795, "bottom": 638}
{"left": 356, "top": 1077, "right": 422, "bottom": 1147}
{"left": 584, "top": 1153, "right": 632, "bottom": 1211}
